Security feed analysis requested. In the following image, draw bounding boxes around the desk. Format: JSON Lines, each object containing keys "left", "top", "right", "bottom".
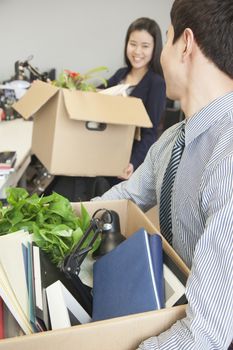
{"left": 0, "top": 119, "right": 33, "bottom": 198}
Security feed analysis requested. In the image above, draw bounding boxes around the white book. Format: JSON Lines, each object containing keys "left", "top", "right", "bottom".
{"left": 46, "top": 280, "right": 92, "bottom": 330}
{"left": 98, "top": 84, "right": 130, "bottom": 96}
{"left": 32, "top": 245, "right": 43, "bottom": 312}
{"left": 164, "top": 264, "right": 186, "bottom": 308}
{"left": 3, "top": 302, "right": 25, "bottom": 338}
{"left": 0, "top": 262, "right": 32, "bottom": 335}
{"left": 0, "top": 230, "right": 32, "bottom": 323}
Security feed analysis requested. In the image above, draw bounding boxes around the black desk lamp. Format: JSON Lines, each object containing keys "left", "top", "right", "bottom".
{"left": 60, "top": 208, "right": 125, "bottom": 278}
{"left": 92, "top": 209, "right": 125, "bottom": 259}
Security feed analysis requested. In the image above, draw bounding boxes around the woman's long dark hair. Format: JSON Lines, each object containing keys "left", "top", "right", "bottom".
{"left": 124, "top": 17, "right": 163, "bottom": 77}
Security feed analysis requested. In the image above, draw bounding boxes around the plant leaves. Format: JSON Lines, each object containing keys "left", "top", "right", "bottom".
{"left": 53, "top": 66, "right": 108, "bottom": 92}
{"left": 0, "top": 187, "right": 92, "bottom": 266}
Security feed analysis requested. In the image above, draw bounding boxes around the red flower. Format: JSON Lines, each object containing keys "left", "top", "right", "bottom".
{"left": 64, "top": 70, "right": 80, "bottom": 78}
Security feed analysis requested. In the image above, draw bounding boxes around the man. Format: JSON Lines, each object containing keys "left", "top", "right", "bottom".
{"left": 93, "top": 0, "right": 233, "bottom": 348}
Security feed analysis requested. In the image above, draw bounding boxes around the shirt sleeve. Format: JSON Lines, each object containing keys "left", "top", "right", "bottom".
{"left": 137, "top": 155, "right": 233, "bottom": 350}
{"left": 92, "top": 124, "right": 179, "bottom": 208}
{"left": 92, "top": 143, "right": 158, "bottom": 212}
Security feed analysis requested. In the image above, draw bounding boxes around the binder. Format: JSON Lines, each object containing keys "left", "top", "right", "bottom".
{"left": 31, "top": 243, "right": 93, "bottom": 329}
{"left": 92, "top": 228, "right": 164, "bottom": 321}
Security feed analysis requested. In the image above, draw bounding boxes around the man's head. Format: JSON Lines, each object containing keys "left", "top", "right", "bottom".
{"left": 171, "top": 0, "right": 233, "bottom": 79}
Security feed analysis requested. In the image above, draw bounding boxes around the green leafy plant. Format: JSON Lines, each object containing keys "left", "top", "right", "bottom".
{"left": 52, "top": 66, "right": 108, "bottom": 91}
{"left": 0, "top": 187, "right": 100, "bottom": 266}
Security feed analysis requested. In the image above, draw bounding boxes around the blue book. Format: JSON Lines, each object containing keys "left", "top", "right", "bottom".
{"left": 92, "top": 228, "right": 164, "bottom": 321}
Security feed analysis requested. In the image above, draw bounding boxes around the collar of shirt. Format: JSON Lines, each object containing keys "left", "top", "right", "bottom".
{"left": 185, "top": 90, "right": 233, "bottom": 146}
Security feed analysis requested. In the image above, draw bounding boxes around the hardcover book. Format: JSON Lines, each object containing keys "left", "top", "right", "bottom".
{"left": 92, "top": 228, "right": 164, "bottom": 321}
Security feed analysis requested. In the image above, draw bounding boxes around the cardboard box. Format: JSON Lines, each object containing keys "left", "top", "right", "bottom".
{"left": 0, "top": 200, "right": 189, "bottom": 350}
{"left": 13, "top": 81, "right": 152, "bottom": 177}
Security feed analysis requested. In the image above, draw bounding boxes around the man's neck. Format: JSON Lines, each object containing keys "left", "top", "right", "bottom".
{"left": 181, "top": 62, "right": 233, "bottom": 119}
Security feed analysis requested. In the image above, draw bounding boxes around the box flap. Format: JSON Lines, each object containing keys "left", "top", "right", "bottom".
{"left": 12, "top": 81, "right": 59, "bottom": 119}
{"left": 62, "top": 89, "right": 153, "bottom": 128}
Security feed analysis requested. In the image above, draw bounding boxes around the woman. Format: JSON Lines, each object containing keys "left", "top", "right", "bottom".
{"left": 46, "top": 18, "right": 166, "bottom": 200}
{"left": 106, "top": 17, "right": 166, "bottom": 181}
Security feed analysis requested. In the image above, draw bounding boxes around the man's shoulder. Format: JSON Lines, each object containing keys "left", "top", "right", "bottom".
{"left": 159, "top": 121, "right": 183, "bottom": 140}
{"left": 149, "top": 122, "right": 183, "bottom": 156}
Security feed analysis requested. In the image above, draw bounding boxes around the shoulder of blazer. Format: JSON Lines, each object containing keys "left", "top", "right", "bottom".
{"left": 131, "top": 70, "right": 165, "bottom": 99}
{"left": 107, "top": 67, "right": 129, "bottom": 87}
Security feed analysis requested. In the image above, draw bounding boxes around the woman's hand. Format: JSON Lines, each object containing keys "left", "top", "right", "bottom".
{"left": 118, "top": 163, "right": 134, "bottom": 180}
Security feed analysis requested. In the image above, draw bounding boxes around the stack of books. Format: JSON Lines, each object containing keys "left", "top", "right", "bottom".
{"left": 0, "top": 151, "right": 17, "bottom": 176}
{"left": 0, "top": 227, "right": 187, "bottom": 338}
{"left": 0, "top": 230, "right": 92, "bottom": 338}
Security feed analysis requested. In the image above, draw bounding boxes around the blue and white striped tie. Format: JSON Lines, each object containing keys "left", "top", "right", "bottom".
{"left": 159, "top": 124, "right": 185, "bottom": 245}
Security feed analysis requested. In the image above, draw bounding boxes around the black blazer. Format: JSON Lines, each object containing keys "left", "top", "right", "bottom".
{"left": 107, "top": 67, "right": 166, "bottom": 170}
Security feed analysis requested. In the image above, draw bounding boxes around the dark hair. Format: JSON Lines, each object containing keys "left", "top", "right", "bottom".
{"left": 124, "top": 17, "right": 163, "bottom": 76}
{"left": 171, "top": 0, "right": 233, "bottom": 78}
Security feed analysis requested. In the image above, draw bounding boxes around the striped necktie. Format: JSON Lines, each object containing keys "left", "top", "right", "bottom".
{"left": 159, "top": 124, "right": 185, "bottom": 245}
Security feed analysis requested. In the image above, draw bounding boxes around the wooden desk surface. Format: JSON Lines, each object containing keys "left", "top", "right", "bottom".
{"left": 0, "top": 119, "right": 33, "bottom": 197}
{"left": 0, "top": 118, "right": 33, "bottom": 169}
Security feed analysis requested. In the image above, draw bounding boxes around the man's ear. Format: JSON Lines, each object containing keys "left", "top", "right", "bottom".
{"left": 182, "top": 28, "right": 194, "bottom": 61}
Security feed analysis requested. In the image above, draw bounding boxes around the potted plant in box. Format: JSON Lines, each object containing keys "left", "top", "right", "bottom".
{"left": 52, "top": 66, "right": 108, "bottom": 91}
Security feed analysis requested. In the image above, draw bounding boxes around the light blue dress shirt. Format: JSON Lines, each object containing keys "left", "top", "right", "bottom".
{"left": 94, "top": 91, "right": 233, "bottom": 349}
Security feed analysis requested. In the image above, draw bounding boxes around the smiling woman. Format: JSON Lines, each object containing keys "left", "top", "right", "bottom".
{"left": 45, "top": 17, "right": 167, "bottom": 201}
{"left": 103, "top": 17, "right": 166, "bottom": 185}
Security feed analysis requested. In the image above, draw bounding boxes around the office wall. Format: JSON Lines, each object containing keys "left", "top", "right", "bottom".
{"left": 0, "top": 0, "right": 173, "bottom": 82}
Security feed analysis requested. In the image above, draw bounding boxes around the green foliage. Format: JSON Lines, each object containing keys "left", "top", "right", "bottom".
{"left": 0, "top": 187, "right": 100, "bottom": 265}
{"left": 52, "top": 67, "right": 108, "bottom": 91}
